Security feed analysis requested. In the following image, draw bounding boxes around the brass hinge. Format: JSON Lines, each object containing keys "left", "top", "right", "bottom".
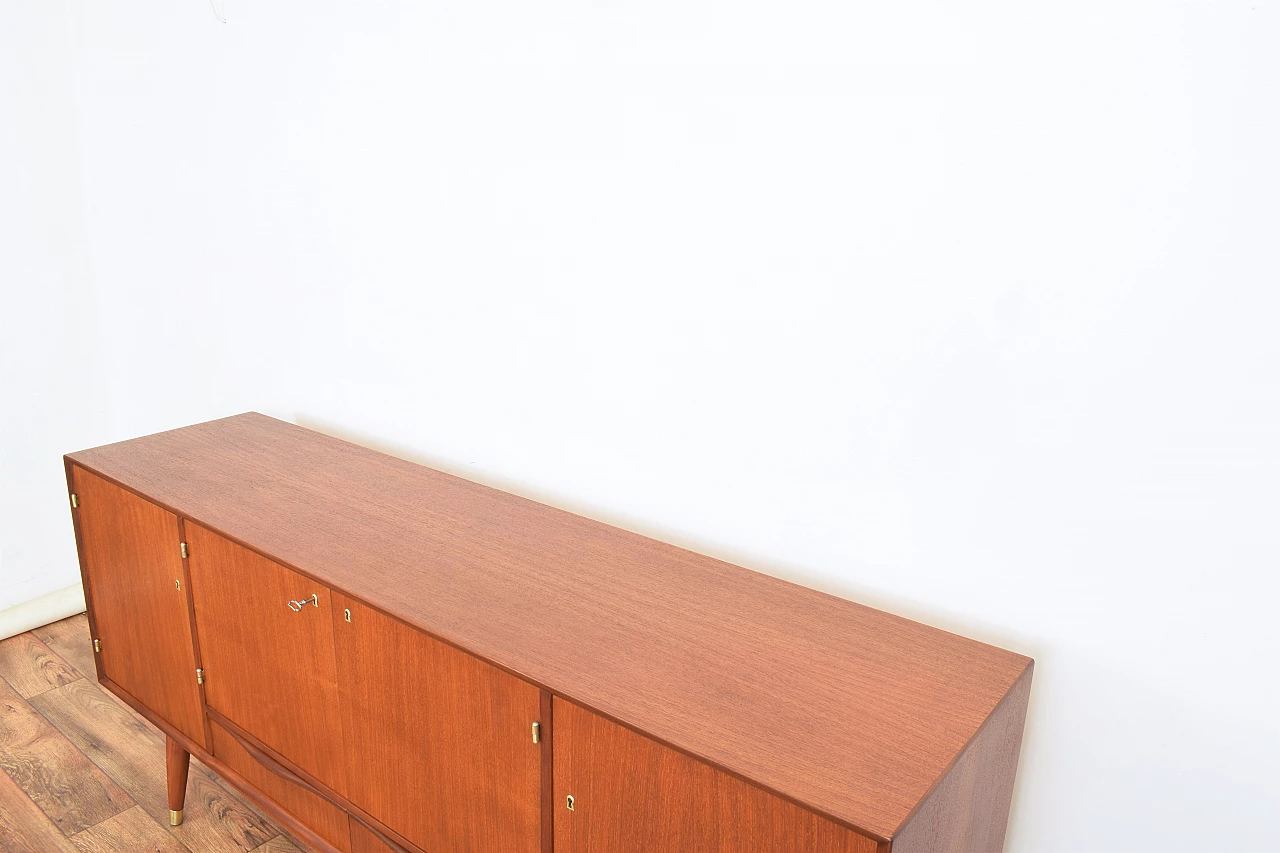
{"left": 180, "top": 542, "right": 189, "bottom": 559}
{"left": 532, "top": 722, "right": 541, "bottom": 744}
{"left": 70, "top": 494, "right": 79, "bottom": 508}
{"left": 196, "top": 668, "right": 205, "bottom": 685}
{"left": 93, "top": 638, "right": 101, "bottom": 653}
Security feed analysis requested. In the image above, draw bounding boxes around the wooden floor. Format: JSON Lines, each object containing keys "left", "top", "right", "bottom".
{"left": 0, "top": 614, "right": 310, "bottom": 853}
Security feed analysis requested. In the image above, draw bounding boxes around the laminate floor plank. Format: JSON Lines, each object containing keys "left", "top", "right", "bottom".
{"left": 70, "top": 804, "right": 192, "bottom": 853}
{"left": 30, "top": 679, "right": 284, "bottom": 853}
{"left": 2, "top": 617, "right": 318, "bottom": 853}
{"left": 32, "top": 614, "right": 97, "bottom": 682}
{"left": 0, "top": 674, "right": 133, "bottom": 834}
{"left": 250, "top": 836, "right": 307, "bottom": 853}
{"left": 0, "top": 632, "right": 83, "bottom": 698}
{"left": 0, "top": 763, "right": 82, "bottom": 853}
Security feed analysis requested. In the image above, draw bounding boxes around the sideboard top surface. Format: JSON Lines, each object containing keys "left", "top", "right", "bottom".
{"left": 67, "top": 413, "right": 1032, "bottom": 842}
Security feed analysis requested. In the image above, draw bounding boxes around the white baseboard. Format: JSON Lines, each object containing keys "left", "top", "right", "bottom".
{"left": 0, "top": 584, "right": 86, "bottom": 642}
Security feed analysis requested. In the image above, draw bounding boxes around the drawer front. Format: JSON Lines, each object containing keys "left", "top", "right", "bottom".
{"left": 334, "top": 596, "right": 544, "bottom": 853}
{"left": 71, "top": 467, "right": 206, "bottom": 747}
{"left": 554, "top": 699, "right": 880, "bottom": 853}
{"left": 350, "top": 818, "right": 409, "bottom": 853}
{"left": 211, "top": 720, "right": 351, "bottom": 852}
{"left": 186, "top": 522, "right": 347, "bottom": 795}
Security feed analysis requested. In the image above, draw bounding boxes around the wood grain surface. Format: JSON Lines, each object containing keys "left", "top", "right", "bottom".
{"left": 349, "top": 819, "right": 401, "bottom": 853}
{"left": 0, "top": 617, "right": 306, "bottom": 853}
{"left": 30, "top": 679, "right": 279, "bottom": 853}
{"left": 250, "top": 839, "right": 309, "bottom": 853}
{"left": 889, "top": 665, "right": 1034, "bottom": 853}
{"left": 0, "top": 675, "right": 133, "bottom": 834}
{"left": 32, "top": 618, "right": 97, "bottom": 686}
{"left": 0, "top": 633, "right": 83, "bottom": 699}
{"left": 195, "top": 745, "right": 344, "bottom": 853}
{"left": 334, "top": 594, "right": 543, "bottom": 853}
{"left": 185, "top": 521, "right": 348, "bottom": 795}
{"left": 553, "top": 698, "right": 880, "bottom": 853}
{"left": 166, "top": 737, "right": 190, "bottom": 815}
{"left": 70, "top": 468, "right": 206, "bottom": 748}
{"left": 69, "top": 805, "right": 190, "bottom": 853}
{"left": 210, "top": 720, "right": 351, "bottom": 852}
{"left": 68, "top": 412, "right": 1033, "bottom": 840}
{"left": 0, "top": 765, "right": 82, "bottom": 853}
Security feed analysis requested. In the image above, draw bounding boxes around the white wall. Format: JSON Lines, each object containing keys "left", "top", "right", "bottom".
{"left": 0, "top": 0, "right": 107, "bottom": 612}
{"left": 3, "top": 1, "right": 1278, "bottom": 850}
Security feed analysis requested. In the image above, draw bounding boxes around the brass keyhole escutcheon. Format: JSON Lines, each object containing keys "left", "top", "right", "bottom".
{"left": 344, "top": 608, "right": 351, "bottom": 623}
{"left": 566, "top": 795, "right": 575, "bottom": 811}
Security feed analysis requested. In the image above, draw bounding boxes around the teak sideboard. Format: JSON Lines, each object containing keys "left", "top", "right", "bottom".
{"left": 64, "top": 413, "right": 1033, "bottom": 853}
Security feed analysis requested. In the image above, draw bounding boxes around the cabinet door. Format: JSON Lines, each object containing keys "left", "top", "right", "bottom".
{"left": 334, "top": 595, "right": 544, "bottom": 853}
{"left": 71, "top": 467, "right": 205, "bottom": 746}
{"left": 554, "top": 699, "right": 880, "bottom": 853}
{"left": 185, "top": 522, "right": 347, "bottom": 795}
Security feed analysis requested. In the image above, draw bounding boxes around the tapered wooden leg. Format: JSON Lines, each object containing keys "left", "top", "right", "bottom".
{"left": 166, "top": 735, "right": 190, "bottom": 826}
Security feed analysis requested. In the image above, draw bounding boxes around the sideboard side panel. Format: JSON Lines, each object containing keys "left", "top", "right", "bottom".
{"left": 553, "top": 698, "right": 881, "bottom": 853}
{"left": 890, "top": 663, "right": 1034, "bottom": 853}
{"left": 70, "top": 466, "right": 206, "bottom": 747}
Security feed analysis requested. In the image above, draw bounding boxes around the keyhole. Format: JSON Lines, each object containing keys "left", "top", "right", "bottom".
{"left": 566, "top": 795, "right": 575, "bottom": 811}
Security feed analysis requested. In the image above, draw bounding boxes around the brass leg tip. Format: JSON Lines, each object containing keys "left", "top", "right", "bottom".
{"left": 169, "top": 809, "right": 184, "bottom": 826}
